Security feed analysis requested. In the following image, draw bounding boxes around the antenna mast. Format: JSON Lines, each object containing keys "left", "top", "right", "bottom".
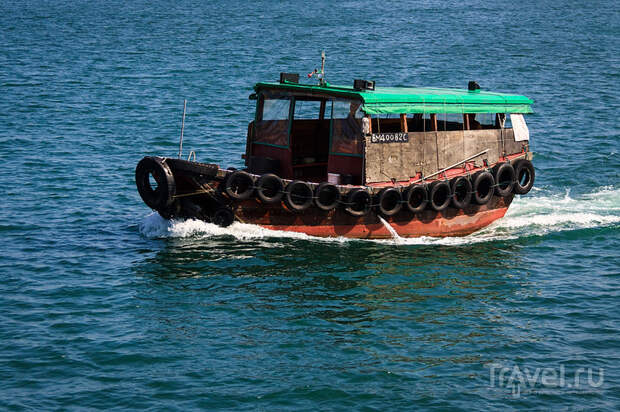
{"left": 178, "top": 99, "right": 186, "bottom": 158}
{"left": 307, "top": 51, "right": 327, "bottom": 86}
{"left": 320, "top": 51, "right": 326, "bottom": 86}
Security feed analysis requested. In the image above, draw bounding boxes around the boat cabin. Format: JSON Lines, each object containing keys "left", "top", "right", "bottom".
{"left": 245, "top": 77, "right": 533, "bottom": 185}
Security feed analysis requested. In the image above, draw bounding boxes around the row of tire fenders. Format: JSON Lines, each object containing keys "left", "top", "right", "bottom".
{"left": 223, "top": 159, "right": 535, "bottom": 217}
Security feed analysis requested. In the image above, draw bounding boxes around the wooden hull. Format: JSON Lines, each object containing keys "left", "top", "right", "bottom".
{"left": 232, "top": 195, "right": 512, "bottom": 239}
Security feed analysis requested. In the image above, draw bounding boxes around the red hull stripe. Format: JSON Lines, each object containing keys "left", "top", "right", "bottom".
{"left": 258, "top": 206, "right": 508, "bottom": 239}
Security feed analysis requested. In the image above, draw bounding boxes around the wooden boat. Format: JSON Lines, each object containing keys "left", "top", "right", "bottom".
{"left": 136, "top": 69, "right": 535, "bottom": 239}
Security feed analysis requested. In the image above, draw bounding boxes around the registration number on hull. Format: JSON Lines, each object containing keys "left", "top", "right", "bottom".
{"left": 370, "top": 133, "right": 409, "bottom": 143}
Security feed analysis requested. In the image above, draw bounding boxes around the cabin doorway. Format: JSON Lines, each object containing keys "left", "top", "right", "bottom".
{"left": 290, "top": 98, "right": 330, "bottom": 182}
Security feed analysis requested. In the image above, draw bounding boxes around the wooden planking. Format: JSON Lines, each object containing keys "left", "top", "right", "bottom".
{"left": 502, "top": 128, "right": 526, "bottom": 155}
{"left": 365, "top": 129, "right": 516, "bottom": 183}
{"left": 364, "top": 135, "right": 382, "bottom": 183}
{"left": 365, "top": 132, "right": 427, "bottom": 183}
{"left": 436, "top": 131, "right": 465, "bottom": 169}
{"left": 381, "top": 141, "right": 407, "bottom": 180}
{"left": 404, "top": 132, "right": 426, "bottom": 176}
{"left": 422, "top": 131, "right": 439, "bottom": 176}
{"left": 463, "top": 129, "right": 501, "bottom": 166}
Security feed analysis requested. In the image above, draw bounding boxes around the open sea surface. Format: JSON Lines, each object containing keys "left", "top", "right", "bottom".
{"left": 1, "top": 0, "right": 619, "bottom": 409}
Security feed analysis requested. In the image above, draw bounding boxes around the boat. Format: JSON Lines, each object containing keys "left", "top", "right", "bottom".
{"left": 135, "top": 59, "right": 535, "bottom": 239}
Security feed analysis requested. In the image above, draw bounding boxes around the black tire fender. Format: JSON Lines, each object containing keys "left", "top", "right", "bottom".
{"left": 212, "top": 207, "right": 235, "bottom": 227}
{"left": 450, "top": 176, "right": 472, "bottom": 209}
{"left": 256, "top": 173, "right": 284, "bottom": 204}
{"left": 472, "top": 171, "right": 495, "bottom": 205}
{"left": 404, "top": 184, "right": 428, "bottom": 213}
{"left": 224, "top": 170, "right": 254, "bottom": 201}
{"left": 135, "top": 156, "right": 176, "bottom": 210}
{"left": 166, "top": 158, "right": 219, "bottom": 177}
{"left": 314, "top": 182, "right": 340, "bottom": 211}
{"left": 284, "top": 180, "right": 314, "bottom": 212}
{"left": 493, "top": 162, "right": 516, "bottom": 197}
{"left": 344, "top": 188, "right": 371, "bottom": 216}
{"left": 376, "top": 187, "right": 402, "bottom": 216}
{"left": 512, "top": 159, "right": 535, "bottom": 195}
{"left": 429, "top": 180, "right": 451, "bottom": 211}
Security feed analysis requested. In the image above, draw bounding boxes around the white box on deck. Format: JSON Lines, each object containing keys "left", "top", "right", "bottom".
{"left": 328, "top": 173, "right": 340, "bottom": 184}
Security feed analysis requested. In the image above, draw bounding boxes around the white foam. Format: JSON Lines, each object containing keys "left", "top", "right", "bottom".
{"left": 138, "top": 186, "right": 620, "bottom": 245}
{"left": 138, "top": 212, "right": 348, "bottom": 243}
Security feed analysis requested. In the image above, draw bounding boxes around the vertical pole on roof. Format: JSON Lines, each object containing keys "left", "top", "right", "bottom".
{"left": 178, "top": 99, "right": 187, "bottom": 159}
{"left": 320, "top": 51, "right": 326, "bottom": 85}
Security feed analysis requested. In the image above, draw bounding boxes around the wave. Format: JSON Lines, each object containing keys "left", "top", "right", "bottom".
{"left": 138, "top": 186, "right": 620, "bottom": 245}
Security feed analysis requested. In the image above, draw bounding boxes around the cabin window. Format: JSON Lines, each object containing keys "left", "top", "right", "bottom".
{"left": 406, "top": 113, "right": 434, "bottom": 132}
{"left": 478, "top": 113, "right": 497, "bottom": 128}
{"left": 254, "top": 95, "right": 291, "bottom": 147}
{"left": 369, "top": 113, "right": 404, "bottom": 133}
{"left": 330, "top": 100, "right": 363, "bottom": 156}
{"left": 293, "top": 99, "right": 323, "bottom": 119}
{"left": 262, "top": 97, "right": 290, "bottom": 121}
{"left": 464, "top": 113, "right": 500, "bottom": 130}
{"left": 435, "top": 113, "right": 466, "bottom": 131}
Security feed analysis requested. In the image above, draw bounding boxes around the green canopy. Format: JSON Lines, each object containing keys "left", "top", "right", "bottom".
{"left": 254, "top": 82, "right": 534, "bottom": 114}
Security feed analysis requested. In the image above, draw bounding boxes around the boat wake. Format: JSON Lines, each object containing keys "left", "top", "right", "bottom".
{"left": 138, "top": 186, "right": 620, "bottom": 246}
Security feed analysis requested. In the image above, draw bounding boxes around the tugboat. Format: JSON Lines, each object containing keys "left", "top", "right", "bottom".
{"left": 135, "top": 57, "right": 535, "bottom": 239}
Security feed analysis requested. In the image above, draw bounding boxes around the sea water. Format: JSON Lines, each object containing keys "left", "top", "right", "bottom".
{"left": 0, "top": 0, "right": 618, "bottom": 409}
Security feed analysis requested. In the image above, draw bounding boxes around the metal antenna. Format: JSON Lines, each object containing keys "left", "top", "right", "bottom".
{"left": 320, "top": 51, "right": 326, "bottom": 85}
{"left": 178, "top": 99, "right": 186, "bottom": 158}
{"left": 307, "top": 52, "right": 327, "bottom": 85}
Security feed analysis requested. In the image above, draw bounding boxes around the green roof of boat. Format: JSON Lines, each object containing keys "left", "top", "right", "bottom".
{"left": 254, "top": 81, "right": 534, "bottom": 114}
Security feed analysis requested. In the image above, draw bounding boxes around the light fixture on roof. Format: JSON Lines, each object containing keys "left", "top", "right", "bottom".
{"left": 468, "top": 81, "right": 481, "bottom": 91}
{"left": 279, "top": 73, "right": 300, "bottom": 84}
{"left": 353, "top": 79, "right": 375, "bottom": 91}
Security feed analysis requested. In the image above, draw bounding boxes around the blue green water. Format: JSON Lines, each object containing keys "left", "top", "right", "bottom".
{"left": 1, "top": 0, "right": 619, "bottom": 409}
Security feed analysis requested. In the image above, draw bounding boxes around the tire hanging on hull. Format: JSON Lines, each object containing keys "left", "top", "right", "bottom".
{"left": 472, "top": 171, "right": 495, "bottom": 205}
{"left": 285, "top": 180, "right": 314, "bottom": 212}
{"left": 493, "top": 162, "right": 516, "bottom": 197}
{"left": 376, "top": 187, "right": 402, "bottom": 216}
{"left": 256, "top": 173, "right": 284, "bottom": 204}
{"left": 212, "top": 207, "right": 235, "bottom": 227}
{"left": 345, "top": 188, "right": 372, "bottom": 216}
{"left": 404, "top": 184, "right": 428, "bottom": 213}
{"left": 512, "top": 159, "right": 535, "bottom": 195}
{"left": 450, "top": 176, "right": 472, "bottom": 209}
{"left": 166, "top": 158, "right": 219, "bottom": 177}
{"left": 429, "top": 180, "right": 451, "bottom": 211}
{"left": 135, "top": 156, "right": 176, "bottom": 210}
{"left": 225, "top": 171, "right": 254, "bottom": 201}
{"left": 314, "top": 183, "right": 340, "bottom": 211}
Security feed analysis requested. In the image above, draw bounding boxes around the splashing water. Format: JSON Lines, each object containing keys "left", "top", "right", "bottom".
{"left": 378, "top": 216, "right": 404, "bottom": 243}
{"left": 139, "top": 186, "right": 620, "bottom": 245}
